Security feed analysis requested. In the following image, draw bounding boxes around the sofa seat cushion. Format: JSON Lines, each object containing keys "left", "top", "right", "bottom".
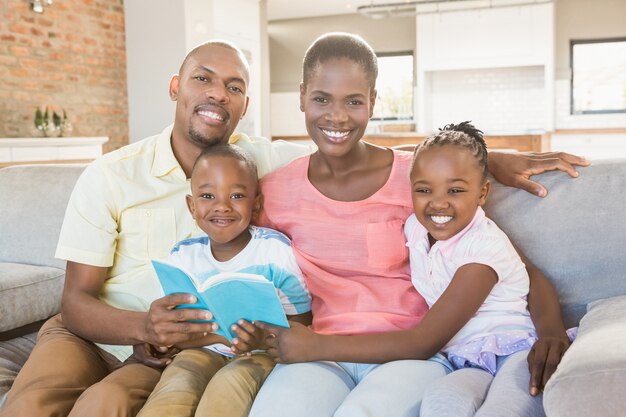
{"left": 544, "top": 295, "right": 626, "bottom": 417}
{"left": 0, "top": 332, "right": 37, "bottom": 407}
{"left": 0, "top": 263, "right": 64, "bottom": 332}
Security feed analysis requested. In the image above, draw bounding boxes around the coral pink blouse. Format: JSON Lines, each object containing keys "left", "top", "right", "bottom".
{"left": 258, "top": 150, "right": 428, "bottom": 336}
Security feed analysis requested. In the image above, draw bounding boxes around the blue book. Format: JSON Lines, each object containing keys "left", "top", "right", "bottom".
{"left": 151, "top": 259, "right": 289, "bottom": 342}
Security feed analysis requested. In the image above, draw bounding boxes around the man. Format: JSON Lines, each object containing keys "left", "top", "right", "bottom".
{"left": 0, "top": 40, "right": 588, "bottom": 417}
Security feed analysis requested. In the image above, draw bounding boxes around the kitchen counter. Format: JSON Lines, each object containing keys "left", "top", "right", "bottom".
{"left": 275, "top": 133, "right": 550, "bottom": 152}
{"left": 0, "top": 137, "right": 109, "bottom": 167}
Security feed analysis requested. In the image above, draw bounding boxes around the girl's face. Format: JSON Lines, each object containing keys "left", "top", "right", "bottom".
{"left": 410, "top": 145, "right": 490, "bottom": 243}
{"left": 300, "top": 58, "right": 376, "bottom": 158}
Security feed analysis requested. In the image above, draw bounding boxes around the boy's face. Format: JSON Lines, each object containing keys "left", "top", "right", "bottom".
{"left": 410, "top": 146, "right": 490, "bottom": 243}
{"left": 186, "top": 155, "right": 260, "bottom": 253}
{"left": 170, "top": 44, "right": 250, "bottom": 148}
{"left": 300, "top": 57, "right": 376, "bottom": 158}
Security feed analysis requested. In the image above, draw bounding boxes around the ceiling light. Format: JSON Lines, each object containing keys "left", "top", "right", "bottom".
{"left": 357, "top": 0, "right": 553, "bottom": 19}
{"left": 30, "top": 0, "right": 53, "bottom": 14}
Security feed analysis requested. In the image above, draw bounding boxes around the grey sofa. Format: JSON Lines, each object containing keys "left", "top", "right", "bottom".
{"left": 1, "top": 160, "right": 625, "bottom": 415}
{"left": 0, "top": 164, "right": 85, "bottom": 408}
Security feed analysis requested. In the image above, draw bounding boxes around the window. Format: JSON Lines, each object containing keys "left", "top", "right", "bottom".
{"left": 372, "top": 52, "right": 414, "bottom": 120}
{"left": 571, "top": 38, "right": 626, "bottom": 114}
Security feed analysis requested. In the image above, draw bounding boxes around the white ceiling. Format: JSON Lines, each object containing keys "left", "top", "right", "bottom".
{"left": 266, "top": 0, "right": 397, "bottom": 21}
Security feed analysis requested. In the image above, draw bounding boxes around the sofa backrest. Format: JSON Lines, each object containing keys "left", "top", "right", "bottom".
{"left": 0, "top": 159, "right": 622, "bottom": 328}
{"left": 484, "top": 158, "right": 626, "bottom": 328}
{"left": 0, "top": 164, "right": 85, "bottom": 270}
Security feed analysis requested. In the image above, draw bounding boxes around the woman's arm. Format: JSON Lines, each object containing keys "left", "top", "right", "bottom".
{"left": 259, "top": 264, "right": 497, "bottom": 364}
{"left": 231, "top": 311, "right": 313, "bottom": 355}
{"left": 517, "top": 247, "right": 570, "bottom": 396}
{"left": 134, "top": 312, "right": 315, "bottom": 365}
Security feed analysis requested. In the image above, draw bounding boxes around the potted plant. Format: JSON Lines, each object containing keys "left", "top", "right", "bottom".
{"left": 34, "top": 107, "right": 50, "bottom": 136}
{"left": 60, "top": 109, "right": 73, "bottom": 136}
{"left": 34, "top": 107, "right": 72, "bottom": 137}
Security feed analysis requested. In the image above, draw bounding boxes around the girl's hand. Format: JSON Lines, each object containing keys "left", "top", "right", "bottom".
{"left": 132, "top": 343, "right": 180, "bottom": 368}
{"left": 527, "top": 335, "right": 570, "bottom": 396}
{"left": 231, "top": 319, "right": 267, "bottom": 354}
{"left": 255, "top": 321, "right": 321, "bottom": 363}
{"left": 487, "top": 151, "right": 590, "bottom": 197}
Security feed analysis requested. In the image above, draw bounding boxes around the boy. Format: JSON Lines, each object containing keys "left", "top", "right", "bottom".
{"left": 137, "top": 144, "right": 311, "bottom": 417}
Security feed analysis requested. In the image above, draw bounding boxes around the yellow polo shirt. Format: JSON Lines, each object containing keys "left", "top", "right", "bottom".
{"left": 55, "top": 124, "right": 314, "bottom": 360}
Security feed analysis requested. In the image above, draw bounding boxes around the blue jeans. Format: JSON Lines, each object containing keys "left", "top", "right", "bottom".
{"left": 249, "top": 355, "right": 451, "bottom": 417}
{"left": 420, "top": 349, "right": 545, "bottom": 417}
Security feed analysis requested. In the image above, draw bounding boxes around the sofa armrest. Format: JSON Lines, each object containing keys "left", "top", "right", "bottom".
{"left": 0, "top": 263, "right": 65, "bottom": 335}
{"left": 544, "top": 295, "right": 626, "bottom": 417}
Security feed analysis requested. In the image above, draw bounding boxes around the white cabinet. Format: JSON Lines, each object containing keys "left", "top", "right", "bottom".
{"left": 0, "top": 137, "right": 108, "bottom": 166}
{"left": 415, "top": 2, "right": 555, "bottom": 133}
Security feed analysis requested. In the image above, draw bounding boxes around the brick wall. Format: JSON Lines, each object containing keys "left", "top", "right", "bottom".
{"left": 0, "top": 0, "right": 127, "bottom": 152}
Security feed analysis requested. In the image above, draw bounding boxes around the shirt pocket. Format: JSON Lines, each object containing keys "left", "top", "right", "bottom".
{"left": 118, "top": 208, "right": 177, "bottom": 260}
{"left": 366, "top": 219, "right": 408, "bottom": 269}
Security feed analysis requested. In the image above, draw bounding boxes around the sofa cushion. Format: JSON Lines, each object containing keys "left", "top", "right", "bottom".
{"left": 0, "top": 332, "right": 37, "bottom": 408}
{"left": 543, "top": 295, "right": 626, "bottom": 417}
{"left": 0, "top": 262, "right": 64, "bottom": 332}
{"left": 0, "top": 164, "right": 85, "bottom": 269}
{"left": 484, "top": 158, "right": 626, "bottom": 328}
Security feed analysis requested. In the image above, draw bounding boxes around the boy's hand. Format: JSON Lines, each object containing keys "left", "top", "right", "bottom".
{"left": 231, "top": 319, "right": 267, "bottom": 354}
{"left": 132, "top": 343, "right": 180, "bottom": 368}
{"left": 527, "top": 335, "right": 570, "bottom": 396}
{"left": 255, "top": 321, "right": 321, "bottom": 363}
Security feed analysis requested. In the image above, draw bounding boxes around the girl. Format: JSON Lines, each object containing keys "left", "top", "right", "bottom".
{"left": 248, "top": 33, "right": 572, "bottom": 417}
{"left": 407, "top": 122, "right": 576, "bottom": 417}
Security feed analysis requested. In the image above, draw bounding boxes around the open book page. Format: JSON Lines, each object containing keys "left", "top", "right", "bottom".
{"left": 151, "top": 259, "right": 210, "bottom": 310}
{"left": 151, "top": 260, "right": 289, "bottom": 342}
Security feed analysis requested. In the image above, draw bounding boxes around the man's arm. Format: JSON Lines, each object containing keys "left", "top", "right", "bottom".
{"left": 487, "top": 151, "right": 589, "bottom": 197}
{"left": 393, "top": 144, "right": 590, "bottom": 197}
{"left": 61, "top": 261, "right": 217, "bottom": 347}
{"left": 232, "top": 134, "right": 315, "bottom": 178}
